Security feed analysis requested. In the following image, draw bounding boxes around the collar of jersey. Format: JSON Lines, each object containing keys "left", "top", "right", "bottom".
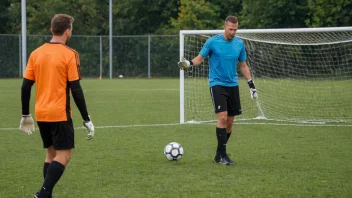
{"left": 47, "top": 42, "right": 65, "bottom": 44}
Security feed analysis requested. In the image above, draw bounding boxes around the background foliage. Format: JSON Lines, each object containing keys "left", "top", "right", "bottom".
{"left": 1, "top": 0, "right": 351, "bottom": 35}
{"left": 0, "top": 0, "right": 351, "bottom": 78}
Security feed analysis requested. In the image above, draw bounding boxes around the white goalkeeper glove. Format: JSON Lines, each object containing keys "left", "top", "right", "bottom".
{"left": 83, "top": 116, "right": 95, "bottom": 140}
{"left": 178, "top": 57, "right": 192, "bottom": 70}
{"left": 19, "top": 114, "right": 35, "bottom": 135}
{"left": 247, "top": 79, "right": 258, "bottom": 99}
{"left": 250, "top": 88, "right": 258, "bottom": 99}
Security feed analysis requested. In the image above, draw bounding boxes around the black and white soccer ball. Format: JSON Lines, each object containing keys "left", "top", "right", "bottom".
{"left": 164, "top": 142, "right": 184, "bottom": 161}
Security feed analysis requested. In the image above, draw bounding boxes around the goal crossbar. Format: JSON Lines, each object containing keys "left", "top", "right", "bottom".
{"left": 180, "top": 27, "right": 352, "bottom": 35}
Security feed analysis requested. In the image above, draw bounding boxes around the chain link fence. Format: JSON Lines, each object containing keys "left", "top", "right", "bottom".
{"left": 0, "top": 34, "right": 180, "bottom": 78}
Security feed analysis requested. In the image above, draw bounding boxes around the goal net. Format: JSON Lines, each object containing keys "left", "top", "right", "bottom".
{"left": 179, "top": 27, "right": 352, "bottom": 124}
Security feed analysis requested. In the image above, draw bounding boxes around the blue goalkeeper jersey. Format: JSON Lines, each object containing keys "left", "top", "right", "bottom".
{"left": 200, "top": 34, "right": 247, "bottom": 87}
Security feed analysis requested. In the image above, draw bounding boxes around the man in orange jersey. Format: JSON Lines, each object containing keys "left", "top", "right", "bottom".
{"left": 20, "top": 14, "right": 95, "bottom": 198}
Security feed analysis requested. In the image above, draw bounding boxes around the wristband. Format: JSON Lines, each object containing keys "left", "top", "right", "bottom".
{"left": 83, "top": 115, "right": 90, "bottom": 122}
{"left": 247, "top": 79, "right": 256, "bottom": 89}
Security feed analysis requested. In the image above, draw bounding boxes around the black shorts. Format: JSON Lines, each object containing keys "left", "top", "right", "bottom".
{"left": 210, "top": 85, "right": 242, "bottom": 116}
{"left": 37, "top": 119, "right": 75, "bottom": 150}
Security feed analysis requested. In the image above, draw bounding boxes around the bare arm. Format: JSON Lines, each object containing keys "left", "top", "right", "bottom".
{"left": 191, "top": 55, "right": 205, "bottom": 66}
{"left": 178, "top": 55, "right": 204, "bottom": 70}
{"left": 239, "top": 61, "right": 252, "bottom": 80}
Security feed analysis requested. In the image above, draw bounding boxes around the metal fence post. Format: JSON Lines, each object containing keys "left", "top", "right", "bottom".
{"left": 100, "top": 35, "right": 102, "bottom": 79}
{"left": 148, "top": 34, "right": 151, "bottom": 79}
{"left": 19, "top": 34, "right": 22, "bottom": 77}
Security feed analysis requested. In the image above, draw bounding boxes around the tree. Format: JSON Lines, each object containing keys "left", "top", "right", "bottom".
{"left": 5, "top": 0, "right": 107, "bottom": 35}
{"left": 210, "top": 0, "right": 242, "bottom": 21}
{"left": 240, "top": 0, "right": 309, "bottom": 28}
{"left": 0, "top": 0, "right": 10, "bottom": 34}
{"left": 306, "top": 0, "right": 352, "bottom": 27}
{"left": 112, "top": 0, "right": 179, "bottom": 35}
{"left": 161, "top": 0, "right": 221, "bottom": 34}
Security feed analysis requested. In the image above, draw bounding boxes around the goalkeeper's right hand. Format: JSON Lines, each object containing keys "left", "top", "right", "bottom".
{"left": 178, "top": 57, "right": 192, "bottom": 70}
{"left": 83, "top": 115, "right": 95, "bottom": 140}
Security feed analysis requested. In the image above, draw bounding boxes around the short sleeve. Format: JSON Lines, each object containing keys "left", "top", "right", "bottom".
{"left": 68, "top": 52, "right": 81, "bottom": 81}
{"left": 238, "top": 42, "right": 247, "bottom": 62}
{"left": 24, "top": 53, "right": 35, "bottom": 80}
{"left": 200, "top": 39, "right": 212, "bottom": 58}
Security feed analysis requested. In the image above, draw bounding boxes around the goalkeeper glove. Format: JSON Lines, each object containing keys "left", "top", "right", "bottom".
{"left": 247, "top": 79, "right": 258, "bottom": 99}
{"left": 178, "top": 57, "right": 193, "bottom": 70}
{"left": 19, "top": 114, "right": 35, "bottom": 135}
{"left": 83, "top": 115, "right": 95, "bottom": 140}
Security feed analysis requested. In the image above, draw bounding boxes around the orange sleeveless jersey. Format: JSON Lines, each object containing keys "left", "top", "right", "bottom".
{"left": 24, "top": 43, "right": 81, "bottom": 122}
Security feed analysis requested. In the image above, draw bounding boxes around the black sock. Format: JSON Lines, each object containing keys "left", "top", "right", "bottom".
{"left": 216, "top": 128, "right": 221, "bottom": 152}
{"left": 43, "top": 162, "right": 50, "bottom": 180}
{"left": 216, "top": 127, "right": 227, "bottom": 156}
{"left": 43, "top": 162, "right": 51, "bottom": 197}
{"left": 39, "top": 161, "right": 65, "bottom": 197}
{"left": 226, "top": 132, "right": 232, "bottom": 143}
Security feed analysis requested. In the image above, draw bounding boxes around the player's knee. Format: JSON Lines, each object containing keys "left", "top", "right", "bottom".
{"left": 218, "top": 114, "right": 227, "bottom": 125}
{"left": 46, "top": 146, "right": 56, "bottom": 161}
{"left": 226, "top": 121, "right": 234, "bottom": 128}
{"left": 61, "top": 155, "right": 72, "bottom": 166}
{"left": 55, "top": 150, "right": 72, "bottom": 166}
{"left": 226, "top": 117, "right": 234, "bottom": 127}
{"left": 46, "top": 152, "right": 56, "bottom": 161}
{"left": 65, "top": 151, "right": 72, "bottom": 162}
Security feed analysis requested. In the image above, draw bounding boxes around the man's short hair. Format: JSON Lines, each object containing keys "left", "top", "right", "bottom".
{"left": 51, "top": 14, "right": 74, "bottom": 36}
{"left": 225, "top": 16, "right": 238, "bottom": 25}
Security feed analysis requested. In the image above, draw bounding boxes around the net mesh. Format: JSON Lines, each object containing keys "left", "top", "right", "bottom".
{"left": 182, "top": 28, "right": 352, "bottom": 123}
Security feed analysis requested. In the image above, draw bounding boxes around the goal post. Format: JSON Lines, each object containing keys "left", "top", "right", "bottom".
{"left": 180, "top": 27, "right": 352, "bottom": 124}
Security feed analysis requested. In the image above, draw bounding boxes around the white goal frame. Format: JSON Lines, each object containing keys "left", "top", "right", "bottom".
{"left": 179, "top": 27, "right": 352, "bottom": 124}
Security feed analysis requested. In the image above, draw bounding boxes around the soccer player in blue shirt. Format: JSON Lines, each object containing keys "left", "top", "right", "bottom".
{"left": 178, "top": 16, "right": 258, "bottom": 166}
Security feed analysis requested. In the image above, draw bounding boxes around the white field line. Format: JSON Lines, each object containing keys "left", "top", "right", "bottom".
{"left": 2, "top": 122, "right": 352, "bottom": 131}
{"left": 85, "top": 88, "right": 179, "bottom": 92}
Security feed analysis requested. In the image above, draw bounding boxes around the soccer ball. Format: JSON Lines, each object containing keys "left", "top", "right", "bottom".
{"left": 164, "top": 142, "right": 184, "bottom": 161}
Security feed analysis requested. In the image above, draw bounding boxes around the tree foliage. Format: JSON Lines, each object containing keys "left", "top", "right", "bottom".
{"left": 6, "top": 0, "right": 107, "bottom": 35}
{"left": 0, "top": 0, "right": 10, "bottom": 33}
{"left": 2, "top": 0, "right": 352, "bottom": 35}
{"left": 1, "top": 0, "right": 352, "bottom": 78}
{"left": 306, "top": 0, "right": 352, "bottom": 27}
{"left": 113, "top": 0, "right": 179, "bottom": 35}
{"left": 166, "top": 0, "right": 221, "bottom": 33}
{"left": 240, "top": 0, "right": 309, "bottom": 28}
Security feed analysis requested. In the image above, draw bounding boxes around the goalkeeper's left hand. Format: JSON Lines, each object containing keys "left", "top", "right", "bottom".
{"left": 19, "top": 114, "right": 35, "bottom": 135}
{"left": 178, "top": 57, "right": 192, "bottom": 70}
{"left": 83, "top": 115, "right": 95, "bottom": 140}
{"left": 247, "top": 79, "right": 258, "bottom": 99}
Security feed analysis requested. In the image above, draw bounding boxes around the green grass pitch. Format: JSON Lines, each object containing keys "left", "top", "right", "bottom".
{"left": 0, "top": 79, "right": 351, "bottom": 197}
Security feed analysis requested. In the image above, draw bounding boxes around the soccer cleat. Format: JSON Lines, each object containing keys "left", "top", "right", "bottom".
{"left": 34, "top": 191, "right": 53, "bottom": 198}
{"left": 219, "top": 155, "right": 235, "bottom": 166}
{"left": 213, "top": 151, "right": 221, "bottom": 163}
